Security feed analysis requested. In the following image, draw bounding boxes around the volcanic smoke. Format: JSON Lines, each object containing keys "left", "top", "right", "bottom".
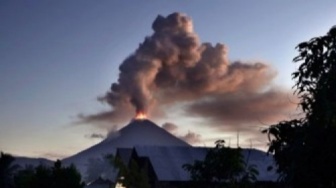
{"left": 82, "top": 12, "right": 295, "bottom": 128}
{"left": 135, "top": 111, "right": 147, "bottom": 120}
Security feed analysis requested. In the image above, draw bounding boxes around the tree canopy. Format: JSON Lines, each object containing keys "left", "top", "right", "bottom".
{"left": 183, "top": 140, "right": 259, "bottom": 188}
{"left": 264, "top": 26, "right": 336, "bottom": 187}
{"left": 0, "top": 152, "right": 19, "bottom": 188}
{"left": 108, "top": 154, "right": 150, "bottom": 188}
{"left": 14, "top": 160, "right": 85, "bottom": 188}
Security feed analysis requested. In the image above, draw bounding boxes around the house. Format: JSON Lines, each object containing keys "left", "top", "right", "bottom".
{"left": 114, "top": 146, "right": 279, "bottom": 188}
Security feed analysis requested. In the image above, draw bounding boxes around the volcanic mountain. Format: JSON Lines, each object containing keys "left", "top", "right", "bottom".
{"left": 62, "top": 119, "right": 190, "bottom": 180}
{"left": 13, "top": 118, "right": 278, "bottom": 182}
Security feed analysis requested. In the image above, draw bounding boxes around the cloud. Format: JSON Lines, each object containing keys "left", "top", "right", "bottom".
{"left": 179, "top": 131, "right": 202, "bottom": 145}
{"left": 162, "top": 122, "right": 178, "bottom": 133}
{"left": 85, "top": 133, "right": 105, "bottom": 139}
{"left": 162, "top": 122, "right": 202, "bottom": 145}
{"left": 79, "top": 12, "right": 297, "bottom": 132}
{"left": 78, "top": 97, "right": 134, "bottom": 126}
{"left": 185, "top": 89, "right": 297, "bottom": 131}
{"left": 105, "top": 125, "right": 120, "bottom": 139}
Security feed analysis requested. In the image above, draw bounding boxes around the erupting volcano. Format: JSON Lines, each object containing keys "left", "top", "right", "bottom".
{"left": 81, "top": 12, "right": 291, "bottom": 127}
{"left": 134, "top": 111, "right": 147, "bottom": 120}
{"left": 62, "top": 118, "right": 190, "bottom": 181}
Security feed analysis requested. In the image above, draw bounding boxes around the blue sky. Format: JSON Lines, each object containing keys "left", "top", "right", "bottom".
{"left": 1, "top": 1, "right": 335, "bottom": 159}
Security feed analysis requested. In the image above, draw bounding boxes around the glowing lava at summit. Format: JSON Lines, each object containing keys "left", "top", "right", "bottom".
{"left": 135, "top": 111, "right": 147, "bottom": 120}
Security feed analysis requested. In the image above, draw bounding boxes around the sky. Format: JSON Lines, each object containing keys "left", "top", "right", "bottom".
{"left": 1, "top": 1, "right": 335, "bottom": 160}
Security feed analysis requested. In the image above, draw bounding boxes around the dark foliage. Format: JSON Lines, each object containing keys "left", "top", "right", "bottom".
{"left": 0, "top": 152, "right": 19, "bottom": 188}
{"left": 264, "top": 26, "right": 336, "bottom": 187}
{"left": 183, "top": 140, "right": 259, "bottom": 188}
{"left": 13, "top": 160, "right": 85, "bottom": 188}
{"left": 108, "top": 154, "right": 150, "bottom": 188}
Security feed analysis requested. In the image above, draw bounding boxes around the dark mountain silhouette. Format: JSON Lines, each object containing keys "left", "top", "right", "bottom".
{"left": 62, "top": 119, "right": 190, "bottom": 180}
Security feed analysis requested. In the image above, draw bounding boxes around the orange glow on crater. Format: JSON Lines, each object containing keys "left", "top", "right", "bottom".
{"left": 135, "top": 111, "right": 147, "bottom": 120}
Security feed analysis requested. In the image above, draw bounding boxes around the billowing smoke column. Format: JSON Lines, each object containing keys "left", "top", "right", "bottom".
{"left": 82, "top": 12, "right": 295, "bottom": 127}
{"left": 107, "top": 12, "right": 202, "bottom": 114}
{"left": 105, "top": 12, "right": 271, "bottom": 113}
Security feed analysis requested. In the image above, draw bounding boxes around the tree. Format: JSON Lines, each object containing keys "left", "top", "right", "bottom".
{"left": 0, "top": 152, "right": 19, "bottom": 188}
{"left": 264, "top": 26, "right": 336, "bottom": 187}
{"left": 52, "top": 160, "right": 84, "bottom": 188}
{"left": 108, "top": 154, "right": 150, "bottom": 188}
{"left": 183, "top": 140, "right": 259, "bottom": 188}
{"left": 13, "top": 165, "right": 37, "bottom": 188}
{"left": 13, "top": 160, "right": 85, "bottom": 188}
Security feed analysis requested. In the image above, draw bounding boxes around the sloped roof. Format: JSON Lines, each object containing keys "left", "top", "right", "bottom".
{"left": 134, "top": 146, "right": 278, "bottom": 182}
{"left": 87, "top": 177, "right": 114, "bottom": 187}
{"left": 134, "top": 146, "right": 208, "bottom": 181}
{"left": 115, "top": 148, "right": 132, "bottom": 165}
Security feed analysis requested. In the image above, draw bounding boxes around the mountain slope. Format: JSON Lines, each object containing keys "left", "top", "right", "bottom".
{"left": 13, "top": 156, "right": 54, "bottom": 168}
{"left": 62, "top": 119, "right": 190, "bottom": 181}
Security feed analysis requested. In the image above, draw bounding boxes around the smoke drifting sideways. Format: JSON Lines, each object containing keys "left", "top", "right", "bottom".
{"left": 80, "top": 12, "right": 297, "bottom": 130}
{"left": 162, "top": 122, "right": 201, "bottom": 145}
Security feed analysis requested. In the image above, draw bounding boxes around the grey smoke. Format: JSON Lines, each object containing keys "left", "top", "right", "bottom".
{"left": 162, "top": 122, "right": 178, "bottom": 133}
{"left": 85, "top": 133, "right": 106, "bottom": 139}
{"left": 162, "top": 122, "right": 202, "bottom": 145}
{"left": 80, "top": 12, "right": 296, "bottom": 130}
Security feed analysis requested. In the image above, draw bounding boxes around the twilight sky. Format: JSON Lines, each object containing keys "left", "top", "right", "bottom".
{"left": 1, "top": 1, "right": 335, "bottom": 160}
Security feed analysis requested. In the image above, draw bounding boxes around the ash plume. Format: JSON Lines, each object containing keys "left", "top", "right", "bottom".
{"left": 162, "top": 122, "right": 178, "bottom": 134}
{"left": 105, "top": 12, "right": 201, "bottom": 114}
{"left": 85, "top": 133, "right": 105, "bottom": 139}
{"left": 162, "top": 122, "right": 202, "bottom": 145}
{"left": 179, "top": 131, "right": 202, "bottom": 145}
{"left": 80, "top": 12, "right": 296, "bottom": 128}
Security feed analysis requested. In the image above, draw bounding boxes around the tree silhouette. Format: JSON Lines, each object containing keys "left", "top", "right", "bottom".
{"left": 13, "top": 165, "right": 37, "bottom": 188}
{"left": 264, "top": 26, "right": 336, "bottom": 187}
{"left": 183, "top": 140, "right": 259, "bottom": 188}
{"left": 108, "top": 155, "right": 150, "bottom": 188}
{"left": 14, "top": 160, "right": 85, "bottom": 188}
{"left": 0, "top": 152, "right": 19, "bottom": 188}
{"left": 52, "top": 160, "right": 84, "bottom": 188}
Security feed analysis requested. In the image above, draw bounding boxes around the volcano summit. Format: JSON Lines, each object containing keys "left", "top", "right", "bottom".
{"left": 62, "top": 119, "right": 189, "bottom": 180}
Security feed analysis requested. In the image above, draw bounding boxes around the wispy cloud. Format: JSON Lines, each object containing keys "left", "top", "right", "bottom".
{"left": 85, "top": 133, "right": 105, "bottom": 139}
{"left": 162, "top": 122, "right": 202, "bottom": 145}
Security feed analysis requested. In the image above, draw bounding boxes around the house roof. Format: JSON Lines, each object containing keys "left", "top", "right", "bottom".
{"left": 115, "top": 148, "right": 133, "bottom": 165}
{"left": 133, "top": 146, "right": 278, "bottom": 182}
{"left": 87, "top": 177, "right": 114, "bottom": 186}
{"left": 134, "top": 146, "right": 208, "bottom": 181}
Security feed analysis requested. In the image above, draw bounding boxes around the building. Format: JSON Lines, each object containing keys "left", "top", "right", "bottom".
{"left": 114, "top": 146, "right": 279, "bottom": 188}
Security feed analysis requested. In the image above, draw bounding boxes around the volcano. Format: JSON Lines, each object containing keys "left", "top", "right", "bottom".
{"left": 62, "top": 119, "right": 190, "bottom": 180}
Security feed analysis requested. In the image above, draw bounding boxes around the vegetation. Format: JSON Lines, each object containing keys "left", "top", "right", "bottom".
{"left": 0, "top": 152, "right": 19, "bottom": 188}
{"left": 264, "top": 26, "right": 336, "bottom": 187}
{"left": 183, "top": 140, "right": 259, "bottom": 188}
{"left": 13, "top": 160, "right": 85, "bottom": 188}
{"left": 3, "top": 27, "right": 336, "bottom": 188}
{"left": 1, "top": 153, "right": 85, "bottom": 188}
{"left": 108, "top": 154, "right": 150, "bottom": 188}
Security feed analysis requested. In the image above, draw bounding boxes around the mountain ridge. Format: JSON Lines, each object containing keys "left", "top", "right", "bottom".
{"left": 61, "top": 119, "right": 190, "bottom": 180}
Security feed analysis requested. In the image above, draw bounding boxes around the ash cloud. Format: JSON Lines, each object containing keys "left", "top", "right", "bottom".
{"left": 179, "top": 131, "right": 202, "bottom": 145}
{"left": 85, "top": 133, "right": 106, "bottom": 139}
{"left": 105, "top": 125, "right": 120, "bottom": 139}
{"left": 185, "top": 89, "right": 296, "bottom": 131}
{"left": 162, "top": 122, "right": 202, "bottom": 145}
{"left": 80, "top": 12, "right": 296, "bottom": 130}
{"left": 162, "top": 122, "right": 178, "bottom": 133}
